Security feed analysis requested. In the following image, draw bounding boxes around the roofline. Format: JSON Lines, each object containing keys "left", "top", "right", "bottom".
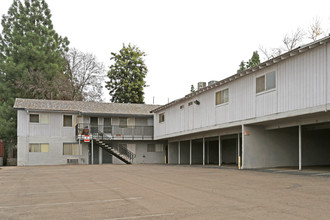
{"left": 15, "top": 108, "right": 153, "bottom": 117}
{"left": 151, "top": 35, "right": 330, "bottom": 113}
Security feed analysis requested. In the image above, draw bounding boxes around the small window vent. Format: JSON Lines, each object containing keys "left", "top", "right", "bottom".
{"left": 67, "top": 159, "right": 78, "bottom": 164}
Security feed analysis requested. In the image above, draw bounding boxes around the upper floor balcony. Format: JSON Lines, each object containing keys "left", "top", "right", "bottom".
{"left": 76, "top": 123, "right": 154, "bottom": 140}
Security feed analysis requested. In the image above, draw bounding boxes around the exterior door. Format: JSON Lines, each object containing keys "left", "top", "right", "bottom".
{"left": 104, "top": 118, "right": 112, "bottom": 133}
{"left": 91, "top": 117, "right": 98, "bottom": 134}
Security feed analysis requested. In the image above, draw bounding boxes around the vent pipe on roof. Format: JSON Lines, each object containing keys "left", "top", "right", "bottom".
{"left": 197, "top": 82, "right": 206, "bottom": 90}
{"left": 208, "top": 80, "right": 217, "bottom": 86}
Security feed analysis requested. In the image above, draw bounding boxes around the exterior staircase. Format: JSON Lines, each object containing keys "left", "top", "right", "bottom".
{"left": 93, "top": 138, "right": 136, "bottom": 164}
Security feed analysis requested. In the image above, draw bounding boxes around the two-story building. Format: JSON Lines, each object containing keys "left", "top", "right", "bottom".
{"left": 152, "top": 36, "right": 330, "bottom": 170}
{"left": 14, "top": 36, "right": 330, "bottom": 169}
{"left": 14, "top": 99, "right": 165, "bottom": 166}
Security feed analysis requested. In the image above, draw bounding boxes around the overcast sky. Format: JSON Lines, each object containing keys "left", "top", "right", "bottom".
{"left": 1, "top": 0, "right": 330, "bottom": 104}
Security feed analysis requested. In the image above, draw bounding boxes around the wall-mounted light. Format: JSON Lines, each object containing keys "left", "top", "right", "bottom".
{"left": 194, "top": 100, "right": 200, "bottom": 105}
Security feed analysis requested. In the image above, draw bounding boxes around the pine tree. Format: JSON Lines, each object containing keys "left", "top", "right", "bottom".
{"left": 106, "top": 44, "right": 147, "bottom": 103}
{"left": 190, "top": 85, "right": 196, "bottom": 93}
{"left": 0, "top": 0, "right": 70, "bottom": 146}
{"left": 246, "top": 51, "right": 260, "bottom": 69}
{"left": 237, "top": 60, "right": 246, "bottom": 73}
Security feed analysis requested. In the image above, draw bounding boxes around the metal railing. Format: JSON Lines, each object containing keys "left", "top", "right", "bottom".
{"left": 76, "top": 123, "right": 154, "bottom": 140}
{"left": 111, "top": 143, "right": 136, "bottom": 162}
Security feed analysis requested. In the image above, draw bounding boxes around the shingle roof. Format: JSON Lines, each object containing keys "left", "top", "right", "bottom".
{"left": 14, "top": 98, "right": 160, "bottom": 116}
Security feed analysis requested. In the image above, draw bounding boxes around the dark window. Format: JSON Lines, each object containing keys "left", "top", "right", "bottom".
{"left": 30, "top": 114, "right": 39, "bottom": 123}
{"left": 63, "top": 115, "right": 72, "bottom": 127}
{"left": 159, "top": 113, "right": 165, "bottom": 123}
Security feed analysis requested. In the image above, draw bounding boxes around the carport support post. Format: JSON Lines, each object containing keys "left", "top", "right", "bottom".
{"left": 190, "top": 140, "right": 192, "bottom": 165}
{"left": 299, "top": 125, "right": 302, "bottom": 171}
{"left": 91, "top": 139, "right": 94, "bottom": 165}
{"left": 178, "top": 141, "right": 181, "bottom": 165}
{"left": 78, "top": 139, "right": 81, "bottom": 164}
{"left": 203, "top": 138, "right": 205, "bottom": 166}
{"left": 218, "top": 136, "right": 221, "bottom": 166}
{"left": 238, "top": 133, "right": 241, "bottom": 169}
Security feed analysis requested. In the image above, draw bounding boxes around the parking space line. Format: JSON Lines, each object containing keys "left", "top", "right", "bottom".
{"left": 313, "top": 173, "right": 330, "bottom": 176}
{"left": 0, "top": 197, "right": 142, "bottom": 209}
{"left": 105, "top": 213, "right": 175, "bottom": 220}
{"left": 2, "top": 181, "right": 112, "bottom": 188}
{"left": 0, "top": 188, "right": 120, "bottom": 196}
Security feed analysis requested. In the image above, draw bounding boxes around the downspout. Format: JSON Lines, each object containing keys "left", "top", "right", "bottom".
{"left": 26, "top": 109, "right": 29, "bottom": 166}
{"left": 325, "top": 41, "right": 328, "bottom": 112}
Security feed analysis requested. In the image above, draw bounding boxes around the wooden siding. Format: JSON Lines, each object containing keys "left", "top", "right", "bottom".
{"left": 154, "top": 43, "right": 330, "bottom": 139}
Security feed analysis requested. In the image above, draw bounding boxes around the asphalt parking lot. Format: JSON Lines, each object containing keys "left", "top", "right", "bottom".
{"left": 0, "top": 164, "right": 330, "bottom": 220}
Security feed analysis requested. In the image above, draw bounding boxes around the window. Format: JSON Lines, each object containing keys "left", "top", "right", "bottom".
{"left": 147, "top": 144, "right": 156, "bottom": 152}
{"left": 256, "top": 71, "right": 276, "bottom": 93}
{"left": 159, "top": 113, "right": 165, "bottom": 123}
{"left": 63, "top": 143, "right": 80, "bottom": 155}
{"left": 39, "top": 114, "right": 49, "bottom": 124}
{"left": 215, "top": 88, "right": 229, "bottom": 105}
{"left": 119, "top": 117, "right": 127, "bottom": 128}
{"left": 155, "top": 144, "right": 164, "bottom": 152}
{"left": 127, "top": 117, "right": 136, "bottom": 128}
{"left": 180, "top": 105, "right": 184, "bottom": 109}
{"left": 63, "top": 115, "right": 72, "bottom": 127}
{"left": 188, "top": 102, "right": 193, "bottom": 106}
{"left": 30, "top": 114, "right": 49, "bottom": 124}
{"left": 30, "top": 114, "right": 39, "bottom": 123}
{"left": 29, "top": 143, "right": 49, "bottom": 152}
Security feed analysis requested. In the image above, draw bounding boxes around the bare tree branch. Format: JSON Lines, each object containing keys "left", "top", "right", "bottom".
{"left": 64, "top": 48, "right": 105, "bottom": 101}
{"left": 283, "top": 27, "right": 305, "bottom": 51}
{"left": 308, "top": 17, "right": 323, "bottom": 41}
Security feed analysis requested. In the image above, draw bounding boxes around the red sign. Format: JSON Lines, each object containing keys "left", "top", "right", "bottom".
{"left": 84, "top": 135, "right": 90, "bottom": 143}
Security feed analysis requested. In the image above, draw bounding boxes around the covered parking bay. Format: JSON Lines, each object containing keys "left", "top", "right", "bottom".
{"left": 243, "top": 119, "right": 330, "bottom": 170}
{"left": 167, "top": 133, "right": 242, "bottom": 168}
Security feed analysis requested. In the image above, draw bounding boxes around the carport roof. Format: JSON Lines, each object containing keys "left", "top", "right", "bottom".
{"left": 14, "top": 98, "right": 161, "bottom": 116}
{"left": 151, "top": 35, "right": 330, "bottom": 113}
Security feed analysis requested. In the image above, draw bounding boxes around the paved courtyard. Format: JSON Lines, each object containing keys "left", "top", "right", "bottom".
{"left": 0, "top": 164, "right": 330, "bottom": 220}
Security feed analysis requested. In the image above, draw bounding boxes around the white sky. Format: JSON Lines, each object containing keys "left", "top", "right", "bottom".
{"left": 1, "top": 0, "right": 330, "bottom": 104}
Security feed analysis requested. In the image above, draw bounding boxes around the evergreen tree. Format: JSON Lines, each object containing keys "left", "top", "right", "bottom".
{"left": 0, "top": 0, "right": 70, "bottom": 146}
{"left": 246, "top": 51, "right": 260, "bottom": 69}
{"left": 190, "top": 85, "right": 196, "bottom": 93}
{"left": 237, "top": 51, "right": 260, "bottom": 73}
{"left": 106, "top": 44, "right": 147, "bottom": 103}
{"left": 237, "top": 60, "right": 246, "bottom": 73}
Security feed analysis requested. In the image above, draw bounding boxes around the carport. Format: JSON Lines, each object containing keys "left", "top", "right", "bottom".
{"left": 168, "top": 133, "right": 242, "bottom": 169}
{"left": 301, "top": 122, "right": 330, "bottom": 168}
{"left": 243, "top": 120, "right": 330, "bottom": 170}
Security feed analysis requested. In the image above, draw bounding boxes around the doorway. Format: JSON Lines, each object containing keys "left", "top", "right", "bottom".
{"left": 91, "top": 117, "right": 98, "bottom": 134}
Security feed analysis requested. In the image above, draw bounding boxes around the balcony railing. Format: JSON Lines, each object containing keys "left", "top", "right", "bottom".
{"left": 76, "top": 123, "right": 154, "bottom": 140}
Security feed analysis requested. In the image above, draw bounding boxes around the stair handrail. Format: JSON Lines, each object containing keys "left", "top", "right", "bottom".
{"left": 94, "top": 129, "right": 136, "bottom": 163}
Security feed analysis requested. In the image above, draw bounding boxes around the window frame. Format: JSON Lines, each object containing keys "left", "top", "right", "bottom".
{"left": 147, "top": 144, "right": 156, "bottom": 152}
{"left": 159, "top": 113, "right": 165, "bottom": 123}
{"left": 29, "top": 114, "right": 40, "bottom": 123}
{"left": 256, "top": 71, "right": 276, "bottom": 94}
{"left": 63, "top": 143, "right": 80, "bottom": 156}
{"left": 63, "top": 115, "right": 73, "bottom": 127}
{"left": 215, "top": 88, "right": 229, "bottom": 106}
{"left": 29, "top": 143, "right": 49, "bottom": 153}
{"left": 119, "top": 117, "right": 128, "bottom": 128}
